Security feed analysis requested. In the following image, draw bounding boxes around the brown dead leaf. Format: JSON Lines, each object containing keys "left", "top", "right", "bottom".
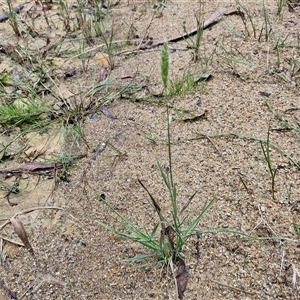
{"left": 21, "top": 1, "right": 52, "bottom": 20}
{"left": 0, "top": 4, "right": 23, "bottom": 23}
{"left": 176, "top": 259, "right": 188, "bottom": 299}
{"left": 33, "top": 1, "right": 52, "bottom": 18}
{"left": 99, "top": 66, "right": 108, "bottom": 82}
{"left": 288, "top": 2, "right": 296, "bottom": 12}
{"left": 24, "top": 128, "right": 61, "bottom": 159}
{"left": 10, "top": 217, "right": 34, "bottom": 255}
{"left": 100, "top": 0, "right": 120, "bottom": 8}
{"left": 31, "top": 2, "right": 43, "bottom": 19}
{"left": 183, "top": 110, "right": 207, "bottom": 123}
{"left": 95, "top": 52, "right": 110, "bottom": 67}
{"left": 20, "top": 161, "right": 63, "bottom": 172}
{"left": 7, "top": 198, "right": 18, "bottom": 207}
{"left": 139, "top": 36, "right": 153, "bottom": 50}
{"left": 56, "top": 82, "right": 74, "bottom": 100}
{"left": 100, "top": 104, "right": 117, "bottom": 119}
{"left": 120, "top": 72, "right": 137, "bottom": 79}
{"left": 21, "top": 3, "right": 34, "bottom": 19}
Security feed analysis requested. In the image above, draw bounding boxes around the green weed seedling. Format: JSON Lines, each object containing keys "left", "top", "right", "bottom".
{"left": 259, "top": 1, "right": 272, "bottom": 42}
{"left": 269, "top": 21, "right": 290, "bottom": 68}
{"left": 180, "top": 1, "right": 217, "bottom": 68}
{"left": 168, "top": 72, "right": 195, "bottom": 97}
{"left": 236, "top": 1, "right": 257, "bottom": 39}
{"left": 93, "top": 1, "right": 115, "bottom": 69}
{"left": 260, "top": 125, "right": 277, "bottom": 200}
{"left": 193, "top": 6, "right": 204, "bottom": 62}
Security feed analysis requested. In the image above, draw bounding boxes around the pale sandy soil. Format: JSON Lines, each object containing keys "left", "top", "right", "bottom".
{"left": 0, "top": 0, "right": 300, "bottom": 299}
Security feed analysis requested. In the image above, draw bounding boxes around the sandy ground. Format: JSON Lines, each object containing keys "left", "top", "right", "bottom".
{"left": 0, "top": 0, "right": 300, "bottom": 299}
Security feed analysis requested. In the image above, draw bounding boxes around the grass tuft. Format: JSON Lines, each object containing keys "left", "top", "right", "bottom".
{"left": 97, "top": 41, "right": 214, "bottom": 268}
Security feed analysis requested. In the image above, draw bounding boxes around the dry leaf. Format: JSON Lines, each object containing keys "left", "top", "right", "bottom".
{"left": 7, "top": 198, "right": 18, "bottom": 207}
{"left": 21, "top": 1, "right": 52, "bottom": 20}
{"left": 10, "top": 217, "right": 34, "bottom": 255}
{"left": 20, "top": 161, "right": 62, "bottom": 172}
{"left": 139, "top": 36, "right": 153, "bottom": 49}
{"left": 100, "top": 0, "right": 120, "bottom": 8}
{"left": 31, "top": 1, "right": 43, "bottom": 19}
{"left": 176, "top": 259, "right": 188, "bottom": 299}
{"left": 0, "top": 4, "right": 23, "bottom": 23}
{"left": 100, "top": 104, "right": 117, "bottom": 119}
{"left": 32, "top": 1, "right": 52, "bottom": 19}
{"left": 288, "top": 3, "right": 295, "bottom": 12}
{"left": 95, "top": 52, "right": 110, "bottom": 67}
{"left": 21, "top": 3, "right": 34, "bottom": 19}
{"left": 120, "top": 72, "right": 137, "bottom": 79}
{"left": 99, "top": 66, "right": 108, "bottom": 81}
{"left": 183, "top": 110, "right": 207, "bottom": 123}
{"left": 56, "top": 82, "right": 74, "bottom": 100}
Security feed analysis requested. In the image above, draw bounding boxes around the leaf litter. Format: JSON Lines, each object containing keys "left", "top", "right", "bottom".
{"left": 0, "top": 4, "right": 23, "bottom": 23}
{"left": 10, "top": 217, "right": 34, "bottom": 255}
{"left": 176, "top": 259, "right": 188, "bottom": 299}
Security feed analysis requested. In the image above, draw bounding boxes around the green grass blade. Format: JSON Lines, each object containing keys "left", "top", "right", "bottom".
{"left": 182, "top": 198, "right": 215, "bottom": 237}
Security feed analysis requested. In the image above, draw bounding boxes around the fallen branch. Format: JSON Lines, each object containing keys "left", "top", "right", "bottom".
{"left": 140, "top": 9, "right": 225, "bottom": 50}
{"left": 0, "top": 155, "right": 86, "bottom": 178}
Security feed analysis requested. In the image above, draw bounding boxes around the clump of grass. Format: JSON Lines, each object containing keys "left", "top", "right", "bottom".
{"left": 183, "top": 0, "right": 216, "bottom": 65}
{"left": 97, "top": 42, "right": 214, "bottom": 269}
{"left": 0, "top": 64, "right": 133, "bottom": 160}
{"left": 168, "top": 73, "right": 195, "bottom": 97}
{"left": 0, "top": 98, "right": 53, "bottom": 128}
